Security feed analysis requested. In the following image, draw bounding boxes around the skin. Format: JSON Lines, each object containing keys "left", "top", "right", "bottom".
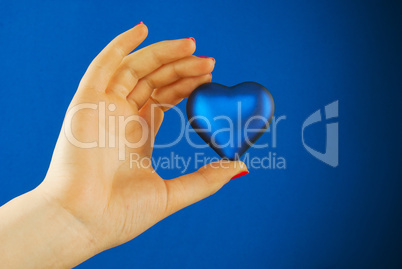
{"left": 0, "top": 23, "right": 248, "bottom": 268}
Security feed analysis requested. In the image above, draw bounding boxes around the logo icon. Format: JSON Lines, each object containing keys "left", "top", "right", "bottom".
{"left": 302, "top": 101, "right": 339, "bottom": 167}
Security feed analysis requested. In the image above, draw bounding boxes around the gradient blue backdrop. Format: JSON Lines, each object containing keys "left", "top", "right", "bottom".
{"left": 1, "top": 0, "right": 401, "bottom": 268}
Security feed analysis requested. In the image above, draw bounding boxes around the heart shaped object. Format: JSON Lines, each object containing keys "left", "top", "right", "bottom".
{"left": 186, "top": 82, "right": 274, "bottom": 160}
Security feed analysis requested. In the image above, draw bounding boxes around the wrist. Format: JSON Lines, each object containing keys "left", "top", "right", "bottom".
{"left": 0, "top": 187, "right": 98, "bottom": 268}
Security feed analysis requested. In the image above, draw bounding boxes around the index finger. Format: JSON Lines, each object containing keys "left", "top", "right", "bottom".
{"left": 79, "top": 22, "right": 148, "bottom": 92}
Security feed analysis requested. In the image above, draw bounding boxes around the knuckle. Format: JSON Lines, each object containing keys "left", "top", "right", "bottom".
{"left": 144, "top": 77, "right": 156, "bottom": 90}
{"left": 110, "top": 84, "right": 130, "bottom": 99}
{"left": 171, "top": 64, "right": 182, "bottom": 79}
{"left": 123, "top": 64, "right": 140, "bottom": 83}
{"left": 197, "top": 166, "right": 214, "bottom": 187}
{"left": 111, "top": 43, "right": 126, "bottom": 58}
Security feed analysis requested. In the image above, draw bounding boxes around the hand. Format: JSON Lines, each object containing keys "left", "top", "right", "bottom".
{"left": 0, "top": 22, "right": 248, "bottom": 268}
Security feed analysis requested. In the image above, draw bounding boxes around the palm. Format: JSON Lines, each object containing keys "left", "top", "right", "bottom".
{"left": 39, "top": 23, "right": 246, "bottom": 252}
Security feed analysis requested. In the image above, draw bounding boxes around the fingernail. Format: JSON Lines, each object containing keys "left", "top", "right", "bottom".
{"left": 136, "top": 21, "right": 143, "bottom": 26}
{"left": 187, "top": 37, "right": 196, "bottom": 43}
{"left": 199, "top": 56, "right": 215, "bottom": 62}
{"left": 230, "top": 171, "right": 249, "bottom": 180}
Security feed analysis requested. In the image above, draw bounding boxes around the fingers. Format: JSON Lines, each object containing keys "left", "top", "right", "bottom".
{"left": 107, "top": 38, "right": 196, "bottom": 101}
{"left": 79, "top": 22, "right": 148, "bottom": 92}
{"left": 137, "top": 98, "right": 164, "bottom": 157}
{"left": 137, "top": 61, "right": 213, "bottom": 138}
{"left": 163, "top": 160, "right": 248, "bottom": 217}
{"left": 137, "top": 74, "right": 212, "bottom": 157}
{"left": 151, "top": 72, "right": 213, "bottom": 111}
{"left": 128, "top": 56, "right": 215, "bottom": 109}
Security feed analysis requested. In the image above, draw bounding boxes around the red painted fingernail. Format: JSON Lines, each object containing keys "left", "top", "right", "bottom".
{"left": 187, "top": 37, "right": 196, "bottom": 43}
{"left": 136, "top": 21, "right": 143, "bottom": 26}
{"left": 230, "top": 171, "right": 249, "bottom": 180}
{"left": 199, "top": 56, "right": 215, "bottom": 62}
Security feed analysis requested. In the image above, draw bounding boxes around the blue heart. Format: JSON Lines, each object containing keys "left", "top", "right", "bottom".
{"left": 186, "top": 82, "right": 274, "bottom": 160}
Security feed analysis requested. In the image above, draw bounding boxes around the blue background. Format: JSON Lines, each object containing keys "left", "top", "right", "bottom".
{"left": 1, "top": 0, "right": 401, "bottom": 268}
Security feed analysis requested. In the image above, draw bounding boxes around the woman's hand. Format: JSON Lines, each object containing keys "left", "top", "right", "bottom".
{"left": 0, "top": 22, "right": 247, "bottom": 268}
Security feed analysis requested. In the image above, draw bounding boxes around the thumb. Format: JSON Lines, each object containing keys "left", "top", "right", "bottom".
{"left": 163, "top": 160, "right": 248, "bottom": 217}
